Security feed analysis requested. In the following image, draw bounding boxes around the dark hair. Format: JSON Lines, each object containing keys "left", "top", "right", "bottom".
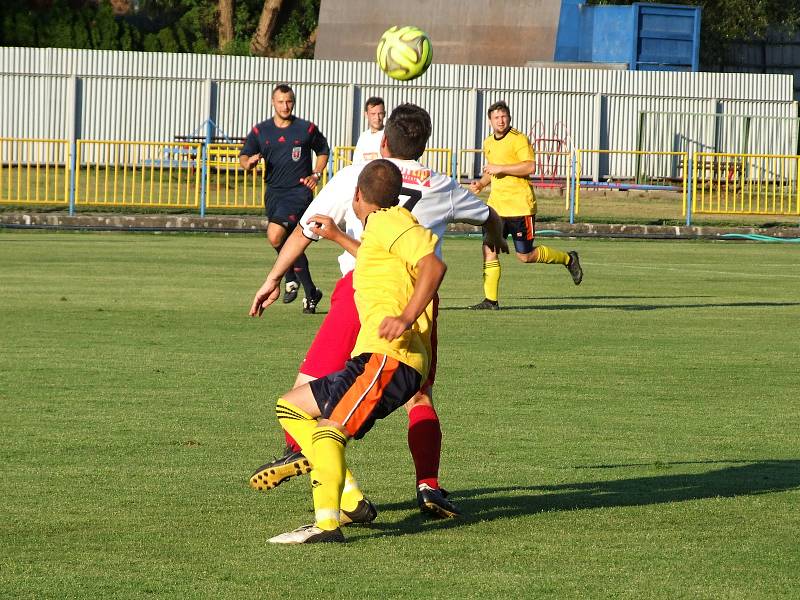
{"left": 272, "top": 84, "right": 294, "bottom": 98}
{"left": 487, "top": 100, "right": 510, "bottom": 119}
{"left": 357, "top": 159, "right": 402, "bottom": 208}
{"left": 383, "top": 103, "right": 431, "bottom": 160}
{"left": 364, "top": 96, "right": 385, "bottom": 111}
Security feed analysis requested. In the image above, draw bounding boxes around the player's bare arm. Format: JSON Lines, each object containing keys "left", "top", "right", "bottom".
{"left": 249, "top": 227, "right": 313, "bottom": 316}
{"left": 300, "top": 154, "right": 330, "bottom": 190}
{"left": 482, "top": 159, "right": 535, "bottom": 177}
{"left": 240, "top": 152, "right": 262, "bottom": 171}
{"left": 306, "top": 214, "right": 361, "bottom": 257}
{"left": 469, "top": 173, "right": 492, "bottom": 194}
{"left": 379, "top": 253, "right": 447, "bottom": 340}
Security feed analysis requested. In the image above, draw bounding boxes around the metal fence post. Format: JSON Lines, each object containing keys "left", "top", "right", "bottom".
{"left": 569, "top": 152, "right": 576, "bottom": 225}
{"left": 199, "top": 118, "right": 212, "bottom": 218}
{"left": 686, "top": 154, "right": 694, "bottom": 226}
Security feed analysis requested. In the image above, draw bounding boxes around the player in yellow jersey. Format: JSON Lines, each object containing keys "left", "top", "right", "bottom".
{"left": 469, "top": 100, "right": 583, "bottom": 309}
{"left": 263, "top": 159, "right": 447, "bottom": 544}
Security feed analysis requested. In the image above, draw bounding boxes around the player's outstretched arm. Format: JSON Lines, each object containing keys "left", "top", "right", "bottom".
{"left": 249, "top": 227, "right": 312, "bottom": 317}
{"left": 482, "top": 206, "right": 509, "bottom": 255}
{"left": 306, "top": 214, "right": 361, "bottom": 257}
{"left": 379, "top": 253, "right": 447, "bottom": 340}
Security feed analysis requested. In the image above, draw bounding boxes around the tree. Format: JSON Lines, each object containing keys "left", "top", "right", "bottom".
{"left": 218, "top": 0, "right": 234, "bottom": 50}
{"left": 249, "top": 0, "right": 282, "bottom": 56}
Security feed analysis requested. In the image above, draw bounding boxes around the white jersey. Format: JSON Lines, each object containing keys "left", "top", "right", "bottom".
{"left": 352, "top": 129, "right": 384, "bottom": 164}
{"left": 300, "top": 158, "right": 490, "bottom": 276}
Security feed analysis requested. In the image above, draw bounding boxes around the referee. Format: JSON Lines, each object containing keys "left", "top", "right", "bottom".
{"left": 240, "top": 84, "right": 330, "bottom": 314}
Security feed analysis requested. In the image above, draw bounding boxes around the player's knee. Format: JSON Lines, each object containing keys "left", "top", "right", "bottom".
{"left": 517, "top": 250, "right": 537, "bottom": 263}
{"left": 317, "top": 418, "right": 348, "bottom": 437}
{"left": 404, "top": 389, "right": 434, "bottom": 413}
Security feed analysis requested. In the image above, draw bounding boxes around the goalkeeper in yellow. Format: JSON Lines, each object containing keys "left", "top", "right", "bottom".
{"left": 264, "top": 159, "right": 446, "bottom": 544}
{"left": 469, "top": 100, "right": 582, "bottom": 309}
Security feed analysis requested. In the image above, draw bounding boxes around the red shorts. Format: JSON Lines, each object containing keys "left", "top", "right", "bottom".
{"left": 300, "top": 270, "right": 438, "bottom": 389}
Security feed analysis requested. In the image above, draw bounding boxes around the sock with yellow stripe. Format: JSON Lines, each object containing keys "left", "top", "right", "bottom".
{"left": 534, "top": 245, "right": 570, "bottom": 265}
{"left": 310, "top": 426, "right": 348, "bottom": 531}
{"left": 275, "top": 398, "right": 362, "bottom": 511}
{"left": 275, "top": 398, "right": 317, "bottom": 461}
{"left": 482, "top": 259, "right": 501, "bottom": 302}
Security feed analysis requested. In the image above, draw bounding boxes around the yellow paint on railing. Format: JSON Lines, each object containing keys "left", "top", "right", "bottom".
{"left": 75, "top": 140, "right": 202, "bottom": 207}
{"left": 0, "top": 138, "right": 70, "bottom": 205}
{"left": 693, "top": 152, "right": 800, "bottom": 216}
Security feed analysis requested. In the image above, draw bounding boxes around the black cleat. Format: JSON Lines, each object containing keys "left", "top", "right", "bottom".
{"left": 340, "top": 497, "right": 378, "bottom": 525}
{"left": 268, "top": 524, "right": 345, "bottom": 544}
{"left": 302, "top": 288, "right": 324, "bottom": 314}
{"left": 417, "top": 483, "right": 461, "bottom": 518}
{"left": 567, "top": 251, "right": 583, "bottom": 285}
{"left": 249, "top": 447, "right": 312, "bottom": 491}
{"left": 469, "top": 298, "right": 499, "bottom": 310}
{"left": 282, "top": 281, "right": 299, "bottom": 304}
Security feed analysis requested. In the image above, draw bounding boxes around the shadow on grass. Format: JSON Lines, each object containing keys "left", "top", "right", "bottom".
{"left": 361, "top": 459, "right": 800, "bottom": 539}
{"left": 443, "top": 301, "right": 800, "bottom": 312}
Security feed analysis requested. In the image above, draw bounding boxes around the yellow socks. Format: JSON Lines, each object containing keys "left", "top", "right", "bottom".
{"left": 275, "top": 398, "right": 363, "bottom": 525}
{"left": 534, "top": 245, "right": 570, "bottom": 265}
{"left": 482, "top": 259, "right": 501, "bottom": 301}
{"left": 310, "top": 426, "right": 348, "bottom": 531}
{"left": 275, "top": 398, "right": 317, "bottom": 460}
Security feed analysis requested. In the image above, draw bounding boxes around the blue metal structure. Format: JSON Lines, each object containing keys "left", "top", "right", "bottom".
{"left": 555, "top": 1, "right": 701, "bottom": 72}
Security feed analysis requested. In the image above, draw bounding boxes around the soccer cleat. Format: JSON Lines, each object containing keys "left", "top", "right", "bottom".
{"left": 339, "top": 497, "right": 378, "bottom": 526}
{"left": 282, "top": 281, "right": 299, "bottom": 304}
{"left": 249, "top": 447, "right": 312, "bottom": 491}
{"left": 469, "top": 298, "right": 499, "bottom": 310}
{"left": 417, "top": 483, "right": 461, "bottom": 518}
{"left": 268, "top": 524, "right": 345, "bottom": 545}
{"left": 302, "top": 288, "right": 324, "bottom": 314}
{"left": 566, "top": 251, "right": 583, "bottom": 285}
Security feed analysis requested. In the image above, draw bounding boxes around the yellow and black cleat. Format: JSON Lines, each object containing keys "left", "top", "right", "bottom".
{"left": 249, "top": 449, "right": 312, "bottom": 491}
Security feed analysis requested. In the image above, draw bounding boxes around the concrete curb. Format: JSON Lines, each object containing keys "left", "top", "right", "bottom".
{"left": 1, "top": 212, "right": 799, "bottom": 239}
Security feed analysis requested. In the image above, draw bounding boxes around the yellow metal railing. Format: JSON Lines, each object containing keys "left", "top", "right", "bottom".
{"left": 0, "top": 138, "right": 70, "bottom": 205}
{"left": 205, "top": 143, "right": 264, "bottom": 209}
{"left": 575, "top": 149, "right": 688, "bottom": 216}
{"left": 332, "top": 146, "right": 355, "bottom": 174}
{"left": 693, "top": 152, "right": 800, "bottom": 215}
{"left": 75, "top": 140, "right": 202, "bottom": 207}
{"left": 419, "top": 148, "right": 452, "bottom": 177}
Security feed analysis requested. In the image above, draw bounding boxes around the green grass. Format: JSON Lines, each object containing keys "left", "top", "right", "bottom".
{"left": 1, "top": 231, "right": 799, "bottom": 599}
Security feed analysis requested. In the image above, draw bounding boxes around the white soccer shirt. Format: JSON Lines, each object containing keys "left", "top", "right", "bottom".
{"left": 300, "top": 158, "right": 490, "bottom": 276}
{"left": 352, "top": 129, "right": 384, "bottom": 164}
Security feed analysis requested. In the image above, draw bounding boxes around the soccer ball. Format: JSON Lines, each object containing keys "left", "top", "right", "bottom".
{"left": 376, "top": 26, "right": 433, "bottom": 81}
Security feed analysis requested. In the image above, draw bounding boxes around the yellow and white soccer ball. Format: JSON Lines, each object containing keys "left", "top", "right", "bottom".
{"left": 376, "top": 26, "right": 433, "bottom": 81}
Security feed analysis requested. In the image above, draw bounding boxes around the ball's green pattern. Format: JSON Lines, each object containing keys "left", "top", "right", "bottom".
{"left": 376, "top": 25, "right": 433, "bottom": 81}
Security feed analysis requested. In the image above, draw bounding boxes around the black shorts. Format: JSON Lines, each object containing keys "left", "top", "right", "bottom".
{"left": 485, "top": 215, "right": 536, "bottom": 254}
{"left": 309, "top": 353, "right": 422, "bottom": 440}
{"left": 265, "top": 188, "right": 312, "bottom": 230}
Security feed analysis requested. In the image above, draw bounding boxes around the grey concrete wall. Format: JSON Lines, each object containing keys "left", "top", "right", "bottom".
{"left": 314, "top": 0, "right": 562, "bottom": 66}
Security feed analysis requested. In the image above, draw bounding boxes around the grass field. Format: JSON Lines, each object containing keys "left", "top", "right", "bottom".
{"left": 1, "top": 231, "right": 799, "bottom": 599}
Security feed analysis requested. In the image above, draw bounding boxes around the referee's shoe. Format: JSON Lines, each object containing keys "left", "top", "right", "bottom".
{"left": 302, "top": 288, "right": 324, "bottom": 314}
{"left": 283, "top": 281, "right": 299, "bottom": 303}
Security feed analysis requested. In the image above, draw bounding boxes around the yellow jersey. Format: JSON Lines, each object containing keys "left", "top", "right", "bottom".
{"left": 352, "top": 206, "right": 438, "bottom": 379}
{"left": 483, "top": 128, "right": 536, "bottom": 217}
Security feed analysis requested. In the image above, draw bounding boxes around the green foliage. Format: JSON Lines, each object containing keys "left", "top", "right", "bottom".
{"left": 589, "top": 0, "right": 800, "bottom": 66}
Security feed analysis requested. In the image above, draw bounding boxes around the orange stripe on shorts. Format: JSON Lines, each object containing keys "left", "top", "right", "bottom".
{"left": 329, "top": 354, "right": 399, "bottom": 437}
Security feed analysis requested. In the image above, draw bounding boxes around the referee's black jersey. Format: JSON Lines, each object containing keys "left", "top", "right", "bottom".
{"left": 240, "top": 117, "right": 330, "bottom": 191}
